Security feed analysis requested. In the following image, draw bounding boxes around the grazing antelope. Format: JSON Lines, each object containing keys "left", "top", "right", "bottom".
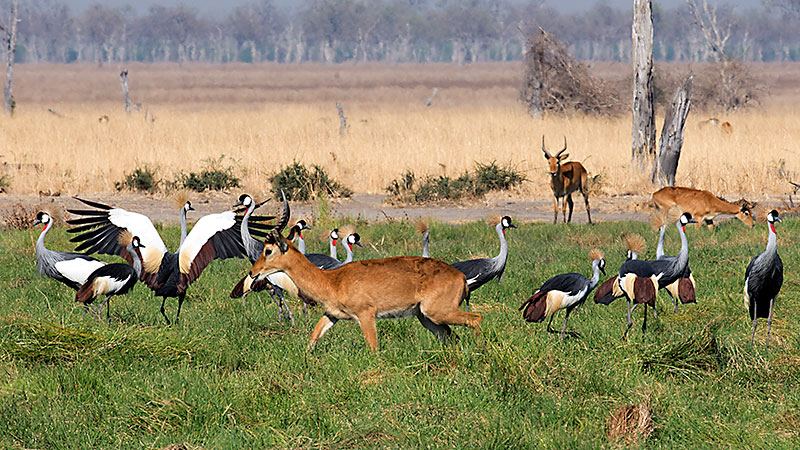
{"left": 243, "top": 226, "right": 481, "bottom": 351}
{"left": 542, "top": 136, "right": 592, "bottom": 224}
{"left": 652, "top": 186, "right": 754, "bottom": 230}
{"left": 451, "top": 216, "right": 516, "bottom": 311}
{"left": 745, "top": 210, "right": 783, "bottom": 347}
{"left": 520, "top": 249, "right": 606, "bottom": 339}
{"left": 75, "top": 232, "right": 144, "bottom": 322}
{"left": 33, "top": 211, "right": 107, "bottom": 307}
{"left": 66, "top": 197, "right": 269, "bottom": 325}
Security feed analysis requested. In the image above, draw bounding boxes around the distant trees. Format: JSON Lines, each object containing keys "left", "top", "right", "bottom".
{"left": 3, "top": 0, "right": 799, "bottom": 65}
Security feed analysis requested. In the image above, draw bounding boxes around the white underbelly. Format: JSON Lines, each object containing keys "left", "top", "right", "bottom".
{"left": 376, "top": 307, "right": 418, "bottom": 320}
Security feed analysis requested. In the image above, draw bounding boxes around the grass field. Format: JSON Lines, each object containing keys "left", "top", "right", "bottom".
{"left": 2, "top": 215, "right": 799, "bottom": 448}
{"left": 1, "top": 62, "right": 799, "bottom": 199}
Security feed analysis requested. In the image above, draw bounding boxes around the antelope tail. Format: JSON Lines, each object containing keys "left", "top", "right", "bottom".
{"left": 519, "top": 290, "right": 548, "bottom": 323}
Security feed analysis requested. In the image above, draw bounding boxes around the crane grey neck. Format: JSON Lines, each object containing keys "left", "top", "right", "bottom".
{"left": 656, "top": 224, "right": 666, "bottom": 259}
{"left": 765, "top": 221, "right": 777, "bottom": 255}
{"left": 493, "top": 221, "right": 509, "bottom": 266}
{"left": 329, "top": 236, "right": 338, "bottom": 259}
{"left": 35, "top": 221, "right": 55, "bottom": 275}
{"left": 343, "top": 241, "right": 354, "bottom": 263}
{"left": 239, "top": 202, "right": 257, "bottom": 257}
{"left": 588, "top": 259, "right": 602, "bottom": 290}
{"left": 674, "top": 220, "right": 690, "bottom": 269}
{"left": 296, "top": 234, "right": 306, "bottom": 254}
{"left": 180, "top": 207, "right": 189, "bottom": 246}
{"left": 127, "top": 242, "right": 144, "bottom": 278}
{"left": 422, "top": 230, "right": 429, "bottom": 258}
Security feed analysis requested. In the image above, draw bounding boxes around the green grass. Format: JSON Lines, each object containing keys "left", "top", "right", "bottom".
{"left": 1, "top": 218, "right": 800, "bottom": 448}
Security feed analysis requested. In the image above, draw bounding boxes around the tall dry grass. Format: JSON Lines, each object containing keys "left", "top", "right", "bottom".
{"left": 0, "top": 63, "right": 798, "bottom": 200}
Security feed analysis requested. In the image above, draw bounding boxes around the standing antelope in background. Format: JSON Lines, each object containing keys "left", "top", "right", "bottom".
{"left": 244, "top": 227, "right": 481, "bottom": 351}
{"left": 542, "top": 136, "right": 592, "bottom": 224}
{"left": 652, "top": 186, "right": 754, "bottom": 230}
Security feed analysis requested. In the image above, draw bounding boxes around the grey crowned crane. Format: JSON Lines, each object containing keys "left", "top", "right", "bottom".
{"left": 75, "top": 232, "right": 144, "bottom": 322}
{"left": 614, "top": 213, "right": 697, "bottom": 339}
{"left": 520, "top": 249, "right": 606, "bottom": 339}
{"left": 451, "top": 216, "right": 517, "bottom": 311}
{"left": 745, "top": 210, "right": 783, "bottom": 347}
{"left": 33, "top": 211, "right": 107, "bottom": 300}
{"left": 231, "top": 192, "right": 302, "bottom": 324}
{"left": 656, "top": 222, "right": 696, "bottom": 311}
{"left": 66, "top": 197, "right": 271, "bottom": 325}
{"left": 416, "top": 219, "right": 430, "bottom": 257}
{"left": 306, "top": 230, "right": 363, "bottom": 270}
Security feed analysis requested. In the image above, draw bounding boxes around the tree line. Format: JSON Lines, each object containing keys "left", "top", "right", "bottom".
{"left": 7, "top": 0, "right": 800, "bottom": 65}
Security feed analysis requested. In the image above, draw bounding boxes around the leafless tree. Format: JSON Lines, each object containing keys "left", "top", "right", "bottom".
{"left": 0, "top": 0, "right": 19, "bottom": 114}
{"left": 632, "top": 0, "right": 656, "bottom": 172}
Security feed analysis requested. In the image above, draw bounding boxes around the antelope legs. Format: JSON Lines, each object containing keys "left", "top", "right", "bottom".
{"left": 308, "top": 314, "right": 338, "bottom": 351}
{"left": 580, "top": 187, "right": 592, "bottom": 224}
{"left": 552, "top": 196, "right": 559, "bottom": 224}
{"left": 566, "top": 194, "right": 574, "bottom": 223}
{"left": 357, "top": 314, "right": 379, "bottom": 352}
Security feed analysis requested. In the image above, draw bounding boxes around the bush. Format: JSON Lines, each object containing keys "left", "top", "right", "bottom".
{"left": 175, "top": 155, "right": 240, "bottom": 192}
{"left": 270, "top": 162, "right": 352, "bottom": 201}
{"left": 115, "top": 166, "right": 159, "bottom": 193}
{"left": 386, "top": 161, "right": 525, "bottom": 204}
{"left": 0, "top": 174, "right": 9, "bottom": 193}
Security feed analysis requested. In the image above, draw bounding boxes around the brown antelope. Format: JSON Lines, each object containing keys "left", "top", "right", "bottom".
{"left": 652, "top": 186, "right": 755, "bottom": 230}
{"left": 542, "top": 136, "right": 592, "bottom": 224}
{"left": 244, "top": 229, "right": 482, "bottom": 352}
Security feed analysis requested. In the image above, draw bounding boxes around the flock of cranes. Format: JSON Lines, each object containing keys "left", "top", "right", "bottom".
{"left": 31, "top": 189, "right": 784, "bottom": 350}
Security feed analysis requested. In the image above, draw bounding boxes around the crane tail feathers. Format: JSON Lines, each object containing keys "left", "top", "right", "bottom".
{"left": 519, "top": 291, "right": 548, "bottom": 323}
{"left": 230, "top": 276, "right": 247, "bottom": 298}
{"left": 594, "top": 276, "right": 622, "bottom": 305}
{"left": 678, "top": 277, "right": 696, "bottom": 304}
{"left": 633, "top": 276, "right": 657, "bottom": 306}
{"left": 75, "top": 280, "right": 96, "bottom": 304}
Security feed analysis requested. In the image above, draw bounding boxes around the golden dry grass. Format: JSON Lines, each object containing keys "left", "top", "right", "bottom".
{"left": 1, "top": 63, "right": 798, "bottom": 199}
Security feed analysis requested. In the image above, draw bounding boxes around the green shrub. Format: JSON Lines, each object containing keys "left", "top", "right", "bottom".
{"left": 115, "top": 166, "right": 159, "bottom": 193}
{"left": 385, "top": 161, "right": 525, "bottom": 204}
{"left": 0, "top": 174, "right": 9, "bottom": 193}
{"left": 175, "top": 155, "right": 240, "bottom": 192}
{"left": 270, "top": 162, "right": 352, "bottom": 201}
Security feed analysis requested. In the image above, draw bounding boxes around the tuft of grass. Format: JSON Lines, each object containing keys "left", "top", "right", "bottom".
{"left": 270, "top": 161, "right": 352, "bottom": 201}
{"left": 115, "top": 165, "right": 159, "bottom": 193}
{"left": 639, "top": 324, "right": 722, "bottom": 379}
{"left": 607, "top": 403, "right": 654, "bottom": 445}
{"left": 386, "top": 161, "right": 525, "bottom": 204}
{"left": 174, "top": 155, "right": 240, "bottom": 192}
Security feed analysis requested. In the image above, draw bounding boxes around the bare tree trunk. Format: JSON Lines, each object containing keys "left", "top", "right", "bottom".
{"left": 120, "top": 69, "right": 132, "bottom": 114}
{"left": 3, "top": 0, "right": 19, "bottom": 114}
{"left": 336, "top": 102, "right": 347, "bottom": 136}
{"left": 652, "top": 74, "right": 693, "bottom": 186}
{"left": 632, "top": 0, "right": 656, "bottom": 171}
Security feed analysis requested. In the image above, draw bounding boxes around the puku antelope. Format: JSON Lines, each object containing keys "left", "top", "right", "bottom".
{"left": 542, "top": 136, "right": 592, "bottom": 224}
{"left": 243, "top": 229, "right": 482, "bottom": 352}
{"left": 66, "top": 197, "right": 271, "bottom": 325}
{"left": 652, "top": 186, "right": 754, "bottom": 230}
{"left": 520, "top": 249, "right": 606, "bottom": 339}
{"left": 75, "top": 232, "right": 144, "bottom": 322}
{"left": 745, "top": 210, "right": 783, "bottom": 347}
{"left": 451, "top": 216, "right": 516, "bottom": 311}
{"left": 34, "top": 211, "right": 107, "bottom": 299}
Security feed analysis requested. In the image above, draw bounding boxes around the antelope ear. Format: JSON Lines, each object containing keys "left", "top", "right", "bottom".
{"left": 559, "top": 153, "right": 569, "bottom": 161}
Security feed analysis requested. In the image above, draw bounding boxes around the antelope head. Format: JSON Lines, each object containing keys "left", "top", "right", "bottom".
{"left": 251, "top": 190, "right": 292, "bottom": 277}
{"left": 542, "top": 136, "right": 569, "bottom": 179}
{"left": 732, "top": 198, "right": 756, "bottom": 228}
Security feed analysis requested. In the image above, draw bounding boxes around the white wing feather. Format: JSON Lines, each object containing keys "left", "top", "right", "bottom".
{"left": 179, "top": 211, "right": 237, "bottom": 274}
{"left": 108, "top": 208, "right": 168, "bottom": 253}
{"left": 55, "top": 259, "right": 107, "bottom": 285}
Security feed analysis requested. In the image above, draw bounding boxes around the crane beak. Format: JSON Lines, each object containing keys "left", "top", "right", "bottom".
{"left": 32, "top": 219, "right": 42, "bottom": 226}
{"left": 232, "top": 201, "right": 243, "bottom": 208}
{"left": 355, "top": 241, "right": 364, "bottom": 248}
{"left": 688, "top": 218, "right": 698, "bottom": 224}
{"left": 509, "top": 224, "right": 518, "bottom": 229}
{"left": 775, "top": 217, "right": 782, "bottom": 223}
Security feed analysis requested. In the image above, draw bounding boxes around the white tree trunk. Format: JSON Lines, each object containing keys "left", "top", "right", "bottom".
{"left": 631, "top": 0, "right": 656, "bottom": 172}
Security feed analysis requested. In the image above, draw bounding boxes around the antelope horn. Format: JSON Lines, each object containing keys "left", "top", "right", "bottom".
{"left": 275, "top": 189, "right": 290, "bottom": 234}
{"left": 541, "top": 136, "right": 552, "bottom": 158}
{"left": 555, "top": 136, "right": 567, "bottom": 157}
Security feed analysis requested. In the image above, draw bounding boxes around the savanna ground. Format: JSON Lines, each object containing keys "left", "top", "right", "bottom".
{"left": 1, "top": 62, "right": 800, "bottom": 448}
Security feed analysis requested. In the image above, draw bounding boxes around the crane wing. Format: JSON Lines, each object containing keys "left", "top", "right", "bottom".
{"left": 67, "top": 198, "right": 167, "bottom": 278}
{"left": 178, "top": 210, "right": 245, "bottom": 291}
